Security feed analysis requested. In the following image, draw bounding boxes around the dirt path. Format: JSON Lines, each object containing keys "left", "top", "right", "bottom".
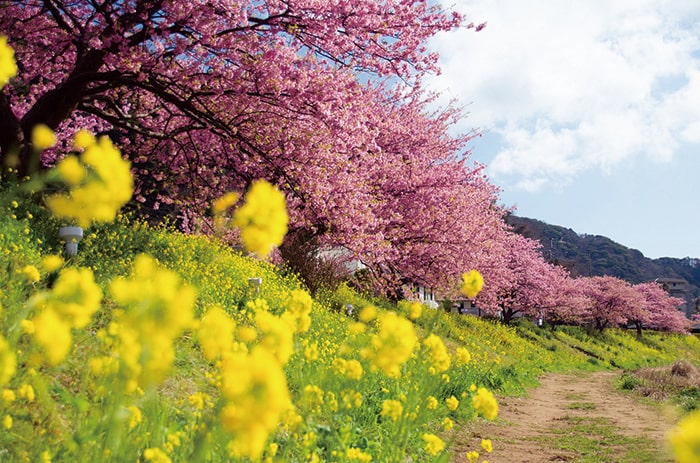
{"left": 452, "top": 371, "right": 678, "bottom": 463}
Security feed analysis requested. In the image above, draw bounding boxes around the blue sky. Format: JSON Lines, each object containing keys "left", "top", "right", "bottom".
{"left": 427, "top": 0, "right": 700, "bottom": 259}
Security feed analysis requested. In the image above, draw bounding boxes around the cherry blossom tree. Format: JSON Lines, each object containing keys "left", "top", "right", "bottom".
{"left": 576, "top": 276, "right": 642, "bottom": 332}
{"left": 1, "top": 1, "right": 504, "bottom": 294}
{"left": 633, "top": 282, "right": 689, "bottom": 334}
{"left": 471, "top": 232, "right": 569, "bottom": 324}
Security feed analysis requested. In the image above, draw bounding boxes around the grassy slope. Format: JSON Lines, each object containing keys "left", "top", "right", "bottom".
{"left": 2, "top": 201, "right": 700, "bottom": 462}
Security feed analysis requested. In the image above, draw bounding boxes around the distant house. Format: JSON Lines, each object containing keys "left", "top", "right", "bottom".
{"left": 655, "top": 277, "right": 691, "bottom": 317}
{"left": 400, "top": 282, "right": 439, "bottom": 308}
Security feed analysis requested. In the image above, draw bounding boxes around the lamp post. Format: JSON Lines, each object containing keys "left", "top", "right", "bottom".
{"left": 247, "top": 277, "right": 262, "bottom": 297}
{"left": 59, "top": 226, "right": 83, "bottom": 256}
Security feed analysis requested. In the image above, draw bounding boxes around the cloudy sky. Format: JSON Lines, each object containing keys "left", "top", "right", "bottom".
{"left": 427, "top": 0, "right": 700, "bottom": 259}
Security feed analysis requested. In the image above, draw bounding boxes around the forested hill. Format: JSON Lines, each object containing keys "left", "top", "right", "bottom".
{"left": 506, "top": 215, "right": 700, "bottom": 303}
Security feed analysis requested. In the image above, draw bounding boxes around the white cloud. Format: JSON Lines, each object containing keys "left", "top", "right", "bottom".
{"left": 428, "top": 0, "right": 700, "bottom": 191}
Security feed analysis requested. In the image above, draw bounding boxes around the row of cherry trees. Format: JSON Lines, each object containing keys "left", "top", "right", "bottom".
{"left": 443, "top": 226, "right": 690, "bottom": 333}
{"left": 0, "top": 1, "right": 690, "bottom": 333}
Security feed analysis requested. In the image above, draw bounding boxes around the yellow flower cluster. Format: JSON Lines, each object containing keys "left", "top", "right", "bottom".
{"left": 346, "top": 447, "right": 372, "bottom": 462}
{"left": 21, "top": 265, "right": 40, "bottom": 283}
{"left": 27, "top": 267, "right": 102, "bottom": 364}
{"left": 0, "top": 35, "right": 17, "bottom": 89}
{"left": 422, "top": 334, "right": 451, "bottom": 373}
{"left": 445, "top": 395, "right": 459, "bottom": 411}
{"left": 380, "top": 399, "right": 404, "bottom": 422}
{"left": 668, "top": 408, "right": 700, "bottom": 463}
{"left": 364, "top": 312, "right": 417, "bottom": 378}
{"left": 143, "top": 447, "right": 171, "bottom": 463}
{"left": 426, "top": 396, "right": 438, "bottom": 410}
{"left": 456, "top": 346, "right": 472, "bottom": 364}
{"left": 212, "top": 192, "right": 239, "bottom": 214}
{"left": 341, "top": 389, "right": 363, "bottom": 409}
{"left": 46, "top": 130, "right": 133, "bottom": 227}
{"left": 31, "top": 124, "right": 56, "bottom": 151}
{"left": 197, "top": 305, "right": 236, "bottom": 361}
{"left": 359, "top": 305, "right": 377, "bottom": 322}
{"left": 422, "top": 433, "right": 445, "bottom": 456}
{"left": 255, "top": 309, "right": 294, "bottom": 365}
{"left": 233, "top": 180, "right": 288, "bottom": 258}
{"left": 220, "top": 346, "right": 291, "bottom": 460}
{"left": 461, "top": 269, "right": 484, "bottom": 299}
{"left": 334, "top": 358, "right": 364, "bottom": 380}
{"left": 282, "top": 288, "right": 313, "bottom": 333}
{"left": 472, "top": 387, "right": 499, "bottom": 420}
{"left": 96, "top": 255, "right": 195, "bottom": 390}
{"left": 0, "top": 336, "right": 16, "bottom": 386}
{"left": 442, "top": 417, "right": 454, "bottom": 431}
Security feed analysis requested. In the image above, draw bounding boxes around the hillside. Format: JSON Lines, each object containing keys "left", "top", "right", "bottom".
{"left": 506, "top": 214, "right": 700, "bottom": 313}
{"left": 3, "top": 195, "right": 700, "bottom": 462}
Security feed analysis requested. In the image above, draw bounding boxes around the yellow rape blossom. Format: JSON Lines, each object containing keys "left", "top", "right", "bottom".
{"left": 32, "top": 308, "right": 72, "bottom": 365}
{"left": 219, "top": 346, "right": 290, "bottom": 460}
{"left": 446, "top": 395, "right": 459, "bottom": 411}
{"left": 426, "top": 396, "right": 438, "bottom": 410}
{"left": 18, "top": 384, "right": 34, "bottom": 402}
{"left": 380, "top": 399, "right": 403, "bottom": 422}
{"left": 198, "top": 305, "right": 235, "bottom": 361}
{"left": 304, "top": 342, "right": 319, "bottom": 361}
{"left": 359, "top": 305, "right": 377, "bottom": 323}
{"left": 442, "top": 417, "right": 454, "bottom": 431}
{"left": 461, "top": 270, "right": 484, "bottom": 299}
{"left": 301, "top": 385, "right": 325, "bottom": 412}
{"left": 27, "top": 266, "right": 101, "bottom": 365}
{"left": 0, "top": 35, "right": 17, "bottom": 89}
{"left": 255, "top": 310, "right": 294, "bottom": 365}
{"left": 344, "top": 359, "right": 364, "bottom": 380}
{"left": 472, "top": 387, "right": 499, "bottom": 420}
{"left": 21, "top": 265, "right": 40, "bottom": 283}
{"left": 3, "top": 414, "right": 11, "bottom": 429}
{"left": 422, "top": 433, "right": 445, "bottom": 456}
{"left": 237, "top": 326, "right": 257, "bottom": 343}
{"left": 466, "top": 450, "right": 480, "bottom": 463}
{"left": 212, "top": 192, "right": 239, "bottom": 214}
{"left": 481, "top": 438, "right": 493, "bottom": 453}
{"left": 73, "top": 129, "right": 94, "bottom": 150}
{"left": 346, "top": 448, "right": 372, "bottom": 461}
{"left": 2, "top": 389, "right": 15, "bottom": 402}
{"left": 282, "top": 288, "right": 313, "bottom": 333}
{"left": 341, "top": 390, "right": 363, "bottom": 409}
{"left": 668, "top": 408, "right": 700, "bottom": 463}
{"left": 127, "top": 405, "right": 142, "bottom": 430}
{"left": 143, "top": 448, "right": 171, "bottom": 463}
{"left": 47, "top": 132, "right": 133, "bottom": 227}
{"left": 233, "top": 179, "right": 288, "bottom": 258}
{"left": 41, "top": 255, "right": 63, "bottom": 273}
{"left": 423, "top": 334, "right": 451, "bottom": 373}
{"left": 108, "top": 255, "right": 195, "bottom": 389}
{"left": 456, "top": 347, "right": 472, "bottom": 364}
{"left": 0, "top": 336, "right": 16, "bottom": 385}
{"left": 408, "top": 301, "right": 422, "bottom": 320}
{"left": 56, "top": 155, "right": 85, "bottom": 186}
{"left": 31, "top": 124, "right": 56, "bottom": 150}
{"left": 367, "top": 312, "right": 417, "bottom": 378}
{"left": 48, "top": 267, "right": 102, "bottom": 328}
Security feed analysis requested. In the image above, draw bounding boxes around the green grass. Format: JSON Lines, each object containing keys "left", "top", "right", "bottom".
{"left": 566, "top": 401, "right": 597, "bottom": 410}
